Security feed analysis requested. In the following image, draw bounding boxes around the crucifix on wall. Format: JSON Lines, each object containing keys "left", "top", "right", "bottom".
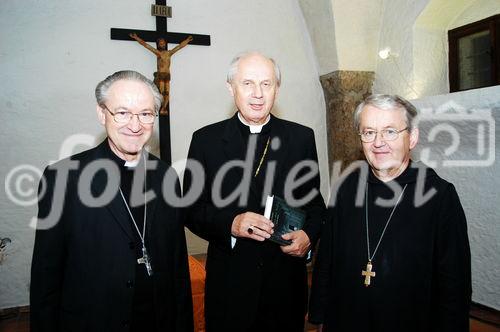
{"left": 129, "top": 32, "right": 193, "bottom": 116}
{"left": 110, "top": 0, "right": 211, "bottom": 164}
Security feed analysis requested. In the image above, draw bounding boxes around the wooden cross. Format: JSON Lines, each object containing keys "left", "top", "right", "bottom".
{"left": 110, "top": 0, "right": 211, "bottom": 164}
{"left": 362, "top": 261, "right": 376, "bottom": 287}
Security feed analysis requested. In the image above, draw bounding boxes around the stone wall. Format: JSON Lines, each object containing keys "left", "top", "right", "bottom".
{"left": 320, "top": 71, "right": 374, "bottom": 172}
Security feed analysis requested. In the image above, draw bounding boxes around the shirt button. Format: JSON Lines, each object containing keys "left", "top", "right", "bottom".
{"left": 126, "top": 280, "right": 134, "bottom": 288}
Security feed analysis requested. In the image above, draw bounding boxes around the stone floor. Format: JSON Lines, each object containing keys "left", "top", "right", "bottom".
{"left": 2, "top": 254, "right": 498, "bottom": 332}
{"left": 0, "top": 308, "right": 498, "bottom": 332}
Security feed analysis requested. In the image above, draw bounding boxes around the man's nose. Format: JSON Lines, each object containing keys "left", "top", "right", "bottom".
{"left": 128, "top": 114, "right": 142, "bottom": 132}
{"left": 373, "top": 132, "right": 385, "bottom": 147}
{"left": 252, "top": 85, "right": 263, "bottom": 98}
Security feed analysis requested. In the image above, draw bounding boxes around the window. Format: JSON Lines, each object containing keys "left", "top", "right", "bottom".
{"left": 448, "top": 14, "right": 500, "bottom": 92}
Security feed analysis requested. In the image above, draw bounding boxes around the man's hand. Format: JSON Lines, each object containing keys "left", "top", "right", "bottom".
{"left": 280, "top": 230, "right": 310, "bottom": 257}
{"left": 231, "top": 212, "right": 274, "bottom": 241}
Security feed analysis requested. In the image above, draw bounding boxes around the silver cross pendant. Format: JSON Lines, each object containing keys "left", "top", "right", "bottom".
{"left": 137, "top": 246, "right": 153, "bottom": 276}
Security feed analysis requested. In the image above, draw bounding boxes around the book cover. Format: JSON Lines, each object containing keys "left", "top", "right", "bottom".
{"left": 264, "top": 195, "right": 306, "bottom": 246}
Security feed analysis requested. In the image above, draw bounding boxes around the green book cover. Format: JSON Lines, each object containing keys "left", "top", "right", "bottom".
{"left": 264, "top": 195, "right": 306, "bottom": 246}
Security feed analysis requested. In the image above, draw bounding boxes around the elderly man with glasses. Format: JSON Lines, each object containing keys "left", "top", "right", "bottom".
{"left": 30, "top": 70, "right": 193, "bottom": 332}
{"left": 309, "top": 94, "right": 471, "bottom": 332}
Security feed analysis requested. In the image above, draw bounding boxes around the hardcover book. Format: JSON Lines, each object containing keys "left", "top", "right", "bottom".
{"left": 264, "top": 195, "right": 306, "bottom": 246}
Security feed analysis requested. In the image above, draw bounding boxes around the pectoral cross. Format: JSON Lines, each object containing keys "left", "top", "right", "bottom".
{"left": 137, "top": 246, "right": 153, "bottom": 276}
{"left": 361, "top": 261, "right": 376, "bottom": 286}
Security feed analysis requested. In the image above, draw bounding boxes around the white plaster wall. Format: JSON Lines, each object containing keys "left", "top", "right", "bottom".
{"left": 374, "top": 0, "right": 500, "bottom": 308}
{"left": 330, "top": 0, "right": 383, "bottom": 71}
{"left": 299, "top": 0, "right": 384, "bottom": 73}
{"left": 449, "top": 0, "right": 500, "bottom": 29}
{"left": 298, "top": 0, "right": 339, "bottom": 75}
{"left": 375, "top": 0, "right": 500, "bottom": 99}
{"left": 412, "top": 86, "right": 500, "bottom": 310}
{"left": 416, "top": 0, "right": 474, "bottom": 29}
{"left": 373, "top": 0, "right": 429, "bottom": 98}
{"left": 412, "top": 24, "right": 450, "bottom": 96}
{"left": 412, "top": 0, "right": 500, "bottom": 97}
{"left": 0, "top": 0, "right": 328, "bottom": 309}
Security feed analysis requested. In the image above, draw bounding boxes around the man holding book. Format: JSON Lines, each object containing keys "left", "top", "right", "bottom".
{"left": 183, "top": 51, "right": 325, "bottom": 331}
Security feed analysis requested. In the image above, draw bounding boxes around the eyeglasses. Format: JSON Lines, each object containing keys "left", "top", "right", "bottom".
{"left": 359, "top": 127, "right": 409, "bottom": 142}
{"left": 101, "top": 104, "right": 157, "bottom": 124}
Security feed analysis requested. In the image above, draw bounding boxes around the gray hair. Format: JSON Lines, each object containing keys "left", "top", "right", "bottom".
{"left": 95, "top": 70, "right": 163, "bottom": 113}
{"left": 353, "top": 94, "right": 418, "bottom": 131}
{"left": 226, "top": 51, "right": 281, "bottom": 86}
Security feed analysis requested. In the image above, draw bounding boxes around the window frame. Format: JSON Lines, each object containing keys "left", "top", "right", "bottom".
{"left": 448, "top": 14, "right": 500, "bottom": 92}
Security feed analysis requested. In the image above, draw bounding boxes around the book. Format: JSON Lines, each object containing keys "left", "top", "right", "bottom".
{"left": 264, "top": 195, "right": 307, "bottom": 246}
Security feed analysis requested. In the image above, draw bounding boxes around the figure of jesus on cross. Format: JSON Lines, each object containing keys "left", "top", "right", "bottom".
{"left": 130, "top": 33, "right": 193, "bottom": 115}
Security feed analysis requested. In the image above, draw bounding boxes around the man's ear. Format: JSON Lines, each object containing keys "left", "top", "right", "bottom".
{"left": 226, "top": 82, "right": 234, "bottom": 97}
{"left": 409, "top": 127, "right": 419, "bottom": 150}
{"left": 96, "top": 105, "right": 106, "bottom": 125}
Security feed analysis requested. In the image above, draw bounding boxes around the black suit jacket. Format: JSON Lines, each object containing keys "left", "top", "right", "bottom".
{"left": 30, "top": 140, "right": 193, "bottom": 332}
{"left": 184, "top": 114, "right": 325, "bottom": 331}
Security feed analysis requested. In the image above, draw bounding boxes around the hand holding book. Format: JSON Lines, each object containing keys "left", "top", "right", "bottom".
{"left": 231, "top": 212, "right": 274, "bottom": 241}
{"left": 280, "top": 229, "right": 311, "bottom": 257}
{"left": 230, "top": 195, "right": 310, "bottom": 256}
{"left": 264, "top": 195, "right": 307, "bottom": 245}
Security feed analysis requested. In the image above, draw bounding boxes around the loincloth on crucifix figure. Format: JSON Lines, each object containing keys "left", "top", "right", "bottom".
{"left": 130, "top": 33, "right": 193, "bottom": 115}
{"left": 153, "top": 71, "right": 171, "bottom": 114}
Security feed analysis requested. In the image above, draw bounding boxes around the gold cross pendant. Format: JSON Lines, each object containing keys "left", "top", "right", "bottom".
{"left": 361, "top": 261, "right": 376, "bottom": 287}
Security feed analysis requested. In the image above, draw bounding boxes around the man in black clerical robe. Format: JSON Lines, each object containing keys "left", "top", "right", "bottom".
{"left": 183, "top": 52, "right": 325, "bottom": 332}
{"left": 309, "top": 94, "right": 471, "bottom": 332}
{"left": 30, "top": 71, "right": 193, "bottom": 332}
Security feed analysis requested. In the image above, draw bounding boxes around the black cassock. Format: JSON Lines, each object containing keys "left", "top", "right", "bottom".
{"left": 309, "top": 161, "right": 471, "bottom": 332}
{"left": 184, "top": 114, "right": 325, "bottom": 332}
{"left": 30, "top": 141, "right": 193, "bottom": 332}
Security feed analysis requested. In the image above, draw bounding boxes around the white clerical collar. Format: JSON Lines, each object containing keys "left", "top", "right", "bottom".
{"left": 237, "top": 112, "right": 270, "bottom": 133}
{"left": 123, "top": 152, "right": 143, "bottom": 168}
